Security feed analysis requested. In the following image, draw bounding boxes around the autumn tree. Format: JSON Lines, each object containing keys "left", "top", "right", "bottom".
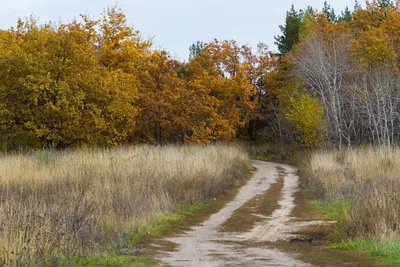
{"left": 183, "top": 40, "right": 255, "bottom": 143}
{"left": 0, "top": 7, "right": 261, "bottom": 149}
{"left": 241, "top": 43, "right": 282, "bottom": 140}
{"left": 96, "top": 6, "right": 151, "bottom": 145}
{"left": 279, "top": 82, "right": 324, "bottom": 148}
{"left": 7, "top": 3, "right": 400, "bottom": 150}
{"left": 0, "top": 18, "right": 103, "bottom": 149}
{"left": 285, "top": 2, "right": 400, "bottom": 147}
{"left": 135, "top": 50, "right": 189, "bottom": 145}
{"left": 0, "top": 7, "right": 152, "bottom": 149}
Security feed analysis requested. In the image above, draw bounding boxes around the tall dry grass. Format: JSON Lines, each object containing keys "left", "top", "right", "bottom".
{"left": 0, "top": 145, "right": 250, "bottom": 266}
{"left": 306, "top": 147, "right": 400, "bottom": 238}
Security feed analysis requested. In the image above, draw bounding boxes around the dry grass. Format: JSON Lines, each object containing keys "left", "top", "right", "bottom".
{"left": 0, "top": 145, "right": 250, "bottom": 266}
{"left": 306, "top": 147, "right": 400, "bottom": 238}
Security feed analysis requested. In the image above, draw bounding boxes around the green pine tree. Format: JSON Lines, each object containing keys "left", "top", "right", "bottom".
{"left": 338, "top": 6, "right": 352, "bottom": 22}
{"left": 323, "top": 1, "right": 337, "bottom": 22}
{"left": 274, "top": 4, "right": 302, "bottom": 55}
{"left": 189, "top": 41, "right": 204, "bottom": 59}
{"left": 354, "top": 0, "right": 361, "bottom": 11}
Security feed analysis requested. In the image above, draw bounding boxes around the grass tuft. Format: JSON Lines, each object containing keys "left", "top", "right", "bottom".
{"left": 330, "top": 239, "right": 400, "bottom": 265}
{"left": 310, "top": 200, "right": 350, "bottom": 221}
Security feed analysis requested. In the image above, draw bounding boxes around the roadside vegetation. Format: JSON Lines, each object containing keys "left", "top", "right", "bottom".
{"left": 0, "top": 145, "right": 250, "bottom": 266}
{"left": 305, "top": 147, "right": 400, "bottom": 265}
{"left": 1, "top": 0, "right": 400, "bottom": 265}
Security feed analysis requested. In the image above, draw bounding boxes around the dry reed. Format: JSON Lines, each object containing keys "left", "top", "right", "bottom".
{"left": 306, "top": 147, "right": 400, "bottom": 238}
{"left": 0, "top": 145, "right": 250, "bottom": 266}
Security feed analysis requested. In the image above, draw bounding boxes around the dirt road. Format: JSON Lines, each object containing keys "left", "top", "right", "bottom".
{"left": 157, "top": 160, "right": 330, "bottom": 267}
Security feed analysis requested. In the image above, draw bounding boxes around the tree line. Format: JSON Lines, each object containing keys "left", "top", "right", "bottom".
{"left": 0, "top": 7, "right": 279, "bottom": 149}
{"left": 279, "top": 0, "right": 400, "bottom": 148}
{"left": 1, "top": 1, "right": 400, "bottom": 150}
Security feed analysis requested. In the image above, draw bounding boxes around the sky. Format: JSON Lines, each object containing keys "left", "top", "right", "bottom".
{"left": 0, "top": 0, "right": 355, "bottom": 60}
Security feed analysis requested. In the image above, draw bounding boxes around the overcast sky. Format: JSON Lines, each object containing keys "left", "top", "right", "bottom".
{"left": 0, "top": 0, "right": 356, "bottom": 60}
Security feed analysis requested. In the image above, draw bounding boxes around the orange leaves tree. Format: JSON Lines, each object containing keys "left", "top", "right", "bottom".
{"left": 95, "top": 7, "right": 151, "bottom": 146}
{"left": 241, "top": 43, "right": 281, "bottom": 140}
{"left": 0, "top": 8, "right": 263, "bottom": 149}
{"left": 135, "top": 50, "right": 189, "bottom": 145}
{"left": 0, "top": 18, "right": 101, "bottom": 149}
{"left": 351, "top": 3, "right": 400, "bottom": 70}
{"left": 182, "top": 40, "right": 256, "bottom": 144}
{"left": 0, "top": 7, "right": 149, "bottom": 149}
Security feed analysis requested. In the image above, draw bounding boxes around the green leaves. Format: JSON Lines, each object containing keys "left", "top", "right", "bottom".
{"left": 274, "top": 4, "right": 303, "bottom": 55}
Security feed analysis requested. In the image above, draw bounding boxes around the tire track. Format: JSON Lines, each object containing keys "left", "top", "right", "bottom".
{"left": 157, "top": 160, "right": 317, "bottom": 267}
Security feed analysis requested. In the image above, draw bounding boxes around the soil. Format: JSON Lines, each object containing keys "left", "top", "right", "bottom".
{"left": 154, "top": 160, "right": 391, "bottom": 267}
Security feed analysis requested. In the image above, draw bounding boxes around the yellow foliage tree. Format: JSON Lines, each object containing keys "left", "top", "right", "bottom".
{"left": 279, "top": 82, "right": 324, "bottom": 148}
{"left": 184, "top": 40, "right": 256, "bottom": 143}
{"left": 135, "top": 50, "right": 189, "bottom": 144}
{"left": 0, "top": 8, "right": 149, "bottom": 149}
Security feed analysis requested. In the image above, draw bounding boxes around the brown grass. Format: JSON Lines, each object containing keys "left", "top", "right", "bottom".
{"left": 239, "top": 142, "right": 303, "bottom": 164}
{"left": 306, "top": 147, "right": 400, "bottom": 238}
{"left": 0, "top": 145, "right": 250, "bottom": 265}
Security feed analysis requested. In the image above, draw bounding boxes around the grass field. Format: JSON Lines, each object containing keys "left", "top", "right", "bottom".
{"left": 305, "top": 147, "right": 400, "bottom": 264}
{"left": 0, "top": 145, "right": 250, "bottom": 266}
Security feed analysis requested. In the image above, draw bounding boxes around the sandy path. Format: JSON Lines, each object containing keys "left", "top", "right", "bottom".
{"left": 157, "top": 160, "right": 317, "bottom": 267}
